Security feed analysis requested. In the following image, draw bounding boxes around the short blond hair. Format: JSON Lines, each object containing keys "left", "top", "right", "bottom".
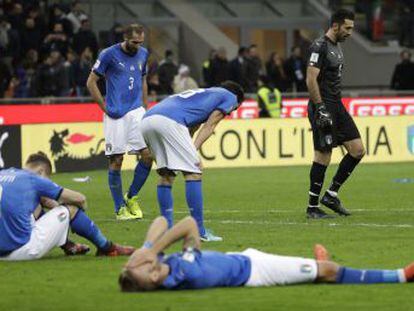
{"left": 118, "top": 269, "right": 140, "bottom": 292}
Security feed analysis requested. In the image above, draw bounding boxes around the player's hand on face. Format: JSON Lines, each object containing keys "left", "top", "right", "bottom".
{"left": 128, "top": 247, "right": 158, "bottom": 269}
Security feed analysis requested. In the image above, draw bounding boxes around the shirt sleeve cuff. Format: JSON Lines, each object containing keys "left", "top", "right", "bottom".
{"left": 54, "top": 187, "right": 64, "bottom": 201}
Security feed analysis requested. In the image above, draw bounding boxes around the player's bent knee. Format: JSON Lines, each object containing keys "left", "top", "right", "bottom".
{"left": 157, "top": 168, "right": 175, "bottom": 185}
{"left": 65, "top": 205, "right": 80, "bottom": 219}
{"left": 183, "top": 172, "right": 202, "bottom": 181}
{"left": 351, "top": 147, "right": 366, "bottom": 159}
{"left": 314, "top": 151, "right": 332, "bottom": 166}
{"left": 139, "top": 148, "right": 153, "bottom": 166}
{"left": 316, "top": 261, "right": 340, "bottom": 283}
{"left": 109, "top": 154, "right": 124, "bottom": 169}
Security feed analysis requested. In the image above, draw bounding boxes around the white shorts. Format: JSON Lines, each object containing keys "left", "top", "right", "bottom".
{"left": 104, "top": 107, "right": 147, "bottom": 156}
{"left": 236, "top": 248, "right": 318, "bottom": 287}
{"left": 140, "top": 115, "right": 202, "bottom": 174}
{"left": 0, "top": 206, "right": 70, "bottom": 261}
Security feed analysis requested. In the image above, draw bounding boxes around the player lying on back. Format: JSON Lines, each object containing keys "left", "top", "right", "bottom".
{"left": 140, "top": 81, "right": 245, "bottom": 242}
{"left": 0, "top": 152, "right": 135, "bottom": 261}
{"left": 119, "top": 216, "right": 414, "bottom": 291}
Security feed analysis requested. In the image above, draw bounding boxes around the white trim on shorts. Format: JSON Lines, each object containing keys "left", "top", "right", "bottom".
{"left": 104, "top": 107, "right": 147, "bottom": 156}
{"left": 0, "top": 206, "right": 70, "bottom": 261}
{"left": 235, "top": 248, "right": 318, "bottom": 287}
{"left": 140, "top": 115, "right": 202, "bottom": 174}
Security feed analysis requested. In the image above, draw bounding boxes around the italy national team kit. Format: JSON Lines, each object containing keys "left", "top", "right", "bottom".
{"left": 161, "top": 248, "right": 317, "bottom": 289}
{"left": 0, "top": 168, "right": 69, "bottom": 259}
{"left": 142, "top": 88, "right": 238, "bottom": 174}
{"left": 93, "top": 43, "right": 152, "bottom": 217}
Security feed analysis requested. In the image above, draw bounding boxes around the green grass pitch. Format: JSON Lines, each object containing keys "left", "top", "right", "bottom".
{"left": 1, "top": 162, "right": 413, "bottom": 310}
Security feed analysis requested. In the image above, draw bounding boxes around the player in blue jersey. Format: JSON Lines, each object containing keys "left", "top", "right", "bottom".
{"left": 0, "top": 152, "right": 135, "bottom": 261}
{"left": 140, "top": 81, "right": 245, "bottom": 242}
{"left": 87, "top": 24, "right": 152, "bottom": 220}
{"left": 119, "top": 216, "right": 414, "bottom": 291}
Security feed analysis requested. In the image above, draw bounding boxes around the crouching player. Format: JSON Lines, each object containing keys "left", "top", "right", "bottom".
{"left": 0, "top": 152, "right": 135, "bottom": 261}
{"left": 140, "top": 81, "right": 245, "bottom": 242}
{"left": 119, "top": 216, "right": 414, "bottom": 291}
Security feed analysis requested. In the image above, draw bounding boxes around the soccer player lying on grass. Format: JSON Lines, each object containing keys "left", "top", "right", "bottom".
{"left": 0, "top": 152, "right": 135, "bottom": 261}
{"left": 119, "top": 216, "right": 414, "bottom": 291}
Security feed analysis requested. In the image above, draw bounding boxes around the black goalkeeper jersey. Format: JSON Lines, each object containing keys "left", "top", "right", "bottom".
{"left": 307, "top": 35, "right": 344, "bottom": 104}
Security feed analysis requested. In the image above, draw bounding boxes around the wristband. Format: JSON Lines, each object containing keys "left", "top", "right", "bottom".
{"left": 142, "top": 241, "right": 153, "bottom": 249}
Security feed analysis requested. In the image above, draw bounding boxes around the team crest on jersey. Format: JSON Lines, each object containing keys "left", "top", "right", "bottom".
{"left": 130, "top": 65, "right": 135, "bottom": 71}
{"left": 300, "top": 264, "right": 313, "bottom": 274}
{"left": 182, "top": 250, "right": 195, "bottom": 262}
{"left": 57, "top": 212, "right": 67, "bottom": 222}
{"left": 106, "top": 143, "right": 112, "bottom": 153}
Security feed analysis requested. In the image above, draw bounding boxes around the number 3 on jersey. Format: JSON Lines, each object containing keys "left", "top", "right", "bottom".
{"left": 128, "top": 77, "right": 134, "bottom": 90}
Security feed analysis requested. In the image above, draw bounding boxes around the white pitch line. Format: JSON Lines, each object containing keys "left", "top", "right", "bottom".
{"left": 92, "top": 218, "right": 414, "bottom": 229}
{"left": 215, "top": 219, "right": 414, "bottom": 229}
{"left": 174, "top": 208, "right": 414, "bottom": 214}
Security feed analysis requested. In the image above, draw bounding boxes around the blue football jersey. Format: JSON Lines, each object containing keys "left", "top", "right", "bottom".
{"left": 162, "top": 249, "right": 251, "bottom": 290}
{"left": 0, "top": 168, "right": 63, "bottom": 253}
{"left": 93, "top": 43, "right": 148, "bottom": 119}
{"left": 144, "top": 87, "right": 238, "bottom": 127}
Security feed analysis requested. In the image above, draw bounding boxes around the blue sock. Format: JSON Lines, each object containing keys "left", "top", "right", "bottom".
{"left": 185, "top": 180, "right": 206, "bottom": 236}
{"left": 337, "top": 267, "right": 405, "bottom": 284}
{"left": 157, "top": 185, "right": 173, "bottom": 228}
{"left": 128, "top": 161, "right": 152, "bottom": 198}
{"left": 70, "top": 210, "right": 110, "bottom": 250}
{"left": 108, "top": 169, "right": 124, "bottom": 213}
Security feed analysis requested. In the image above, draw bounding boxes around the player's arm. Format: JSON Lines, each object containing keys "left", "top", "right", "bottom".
{"left": 34, "top": 175, "right": 87, "bottom": 210}
{"left": 142, "top": 75, "right": 148, "bottom": 109}
{"left": 124, "top": 216, "right": 168, "bottom": 269}
{"left": 86, "top": 71, "right": 106, "bottom": 114}
{"left": 127, "top": 217, "right": 201, "bottom": 268}
{"left": 40, "top": 196, "right": 60, "bottom": 209}
{"left": 194, "top": 110, "right": 225, "bottom": 150}
{"left": 59, "top": 188, "right": 87, "bottom": 210}
{"left": 152, "top": 216, "right": 201, "bottom": 253}
{"left": 306, "top": 66, "right": 322, "bottom": 104}
{"left": 143, "top": 216, "right": 169, "bottom": 247}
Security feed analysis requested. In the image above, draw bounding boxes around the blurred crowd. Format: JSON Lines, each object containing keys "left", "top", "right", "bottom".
{"left": 329, "top": 0, "right": 414, "bottom": 46}
{"left": 0, "top": 0, "right": 98, "bottom": 98}
{"left": 200, "top": 44, "right": 307, "bottom": 94}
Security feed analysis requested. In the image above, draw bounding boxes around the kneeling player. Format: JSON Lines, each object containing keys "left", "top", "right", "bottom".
{"left": 119, "top": 216, "right": 414, "bottom": 291}
{"left": 0, "top": 152, "right": 135, "bottom": 261}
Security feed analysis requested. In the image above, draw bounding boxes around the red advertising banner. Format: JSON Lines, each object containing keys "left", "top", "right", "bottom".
{"left": 1, "top": 97, "right": 413, "bottom": 125}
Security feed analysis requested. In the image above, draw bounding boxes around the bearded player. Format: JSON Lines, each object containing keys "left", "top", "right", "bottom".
{"left": 306, "top": 9, "right": 365, "bottom": 219}
{"left": 87, "top": 24, "right": 152, "bottom": 221}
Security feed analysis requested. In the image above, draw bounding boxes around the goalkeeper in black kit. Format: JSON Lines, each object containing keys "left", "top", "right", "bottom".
{"left": 306, "top": 9, "right": 365, "bottom": 219}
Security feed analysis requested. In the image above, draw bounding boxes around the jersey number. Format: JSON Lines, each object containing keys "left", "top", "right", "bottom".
{"left": 174, "top": 89, "right": 205, "bottom": 99}
{"left": 128, "top": 77, "right": 134, "bottom": 90}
